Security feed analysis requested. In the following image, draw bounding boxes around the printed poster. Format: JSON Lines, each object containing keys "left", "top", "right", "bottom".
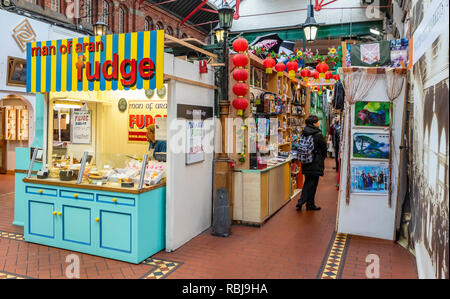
{"left": 350, "top": 161, "right": 389, "bottom": 194}
{"left": 128, "top": 100, "right": 167, "bottom": 143}
{"left": 71, "top": 110, "right": 91, "bottom": 144}
{"left": 353, "top": 133, "right": 390, "bottom": 160}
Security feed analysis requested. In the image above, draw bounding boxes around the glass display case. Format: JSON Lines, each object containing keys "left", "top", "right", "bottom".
{"left": 32, "top": 150, "right": 166, "bottom": 190}
{"left": 17, "top": 107, "right": 29, "bottom": 141}
{"left": 5, "top": 107, "right": 16, "bottom": 140}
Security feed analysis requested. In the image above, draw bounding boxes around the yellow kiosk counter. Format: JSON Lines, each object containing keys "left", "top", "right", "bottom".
{"left": 232, "top": 159, "right": 294, "bottom": 226}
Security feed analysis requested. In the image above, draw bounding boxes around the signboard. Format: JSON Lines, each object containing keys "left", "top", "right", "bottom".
{"left": 177, "top": 104, "right": 213, "bottom": 165}
{"left": 412, "top": 0, "right": 449, "bottom": 65}
{"left": 26, "top": 30, "right": 165, "bottom": 93}
{"left": 128, "top": 100, "right": 167, "bottom": 143}
{"left": 71, "top": 110, "right": 91, "bottom": 144}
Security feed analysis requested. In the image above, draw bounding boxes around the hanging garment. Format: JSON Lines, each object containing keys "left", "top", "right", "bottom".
{"left": 332, "top": 81, "right": 345, "bottom": 110}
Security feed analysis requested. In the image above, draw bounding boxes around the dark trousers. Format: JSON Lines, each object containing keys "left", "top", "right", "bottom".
{"left": 334, "top": 146, "right": 339, "bottom": 171}
{"left": 298, "top": 175, "right": 320, "bottom": 208}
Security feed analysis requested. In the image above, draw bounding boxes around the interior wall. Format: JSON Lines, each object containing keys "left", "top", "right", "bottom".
{"left": 337, "top": 74, "right": 406, "bottom": 240}
{"left": 0, "top": 94, "right": 35, "bottom": 171}
{"left": 165, "top": 54, "right": 215, "bottom": 252}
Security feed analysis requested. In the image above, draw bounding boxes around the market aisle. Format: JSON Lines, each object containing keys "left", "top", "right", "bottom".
{"left": 153, "top": 159, "right": 418, "bottom": 279}
{"left": 0, "top": 161, "right": 418, "bottom": 279}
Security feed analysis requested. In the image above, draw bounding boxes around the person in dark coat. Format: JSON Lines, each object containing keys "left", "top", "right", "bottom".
{"left": 296, "top": 115, "right": 328, "bottom": 211}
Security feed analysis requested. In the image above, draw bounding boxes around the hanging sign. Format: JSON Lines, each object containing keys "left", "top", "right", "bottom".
{"left": 26, "top": 30, "right": 165, "bottom": 93}
{"left": 71, "top": 110, "right": 91, "bottom": 144}
{"left": 128, "top": 100, "right": 167, "bottom": 143}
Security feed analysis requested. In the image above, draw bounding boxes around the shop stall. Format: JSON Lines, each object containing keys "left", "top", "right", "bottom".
{"left": 336, "top": 67, "right": 407, "bottom": 240}
{"left": 229, "top": 50, "right": 310, "bottom": 226}
{"left": 14, "top": 30, "right": 215, "bottom": 263}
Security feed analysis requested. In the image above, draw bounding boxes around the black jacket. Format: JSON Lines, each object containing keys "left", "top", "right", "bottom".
{"left": 332, "top": 81, "right": 345, "bottom": 110}
{"left": 301, "top": 125, "right": 327, "bottom": 177}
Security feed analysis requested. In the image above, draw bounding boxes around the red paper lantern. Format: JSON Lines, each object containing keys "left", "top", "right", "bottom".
{"left": 232, "top": 53, "right": 248, "bottom": 67}
{"left": 316, "top": 62, "right": 329, "bottom": 73}
{"left": 300, "top": 68, "right": 311, "bottom": 78}
{"left": 325, "top": 71, "right": 333, "bottom": 80}
{"left": 274, "top": 62, "right": 285, "bottom": 77}
{"left": 232, "top": 82, "right": 248, "bottom": 97}
{"left": 232, "top": 38, "right": 248, "bottom": 53}
{"left": 286, "top": 60, "right": 299, "bottom": 79}
{"left": 263, "top": 56, "right": 276, "bottom": 74}
{"left": 233, "top": 68, "right": 248, "bottom": 82}
{"left": 333, "top": 74, "right": 340, "bottom": 81}
{"left": 232, "top": 97, "right": 249, "bottom": 116}
{"left": 312, "top": 71, "right": 320, "bottom": 79}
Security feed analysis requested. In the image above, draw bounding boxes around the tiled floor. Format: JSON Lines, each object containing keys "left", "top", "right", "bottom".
{"left": 0, "top": 159, "right": 418, "bottom": 279}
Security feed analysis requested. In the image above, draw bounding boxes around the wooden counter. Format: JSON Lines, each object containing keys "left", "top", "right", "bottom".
{"left": 233, "top": 160, "right": 292, "bottom": 226}
{"left": 23, "top": 176, "right": 165, "bottom": 194}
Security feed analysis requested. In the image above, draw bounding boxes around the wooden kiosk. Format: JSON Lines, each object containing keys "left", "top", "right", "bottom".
{"left": 230, "top": 53, "right": 310, "bottom": 225}
{"left": 15, "top": 30, "right": 216, "bottom": 263}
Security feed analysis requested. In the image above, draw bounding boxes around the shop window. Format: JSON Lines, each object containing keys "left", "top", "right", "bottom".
{"left": 166, "top": 26, "right": 174, "bottom": 36}
{"left": 85, "top": 0, "right": 92, "bottom": 24}
{"left": 118, "top": 8, "right": 124, "bottom": 33}
{"left": 118, "top": 5, "right": 128, "bottom": 33}
{"left": 50, "top": 0, "right": 60, "bottom": 12}
{"left": 145, "top": 17, "right": 154, "bottom": 31}
{"left": 102, "top": 0, "right": 110, "bottom": 26}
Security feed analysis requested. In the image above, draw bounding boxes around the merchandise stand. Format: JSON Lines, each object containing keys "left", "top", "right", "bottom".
{"left": 14, "top": 30, "right": 215, "bottom": 263}
{"left": 230, "top": 53, "right": 310, "bottom": 226}
{"left": 336, "top": 67, "right": 407, "bottom": 240}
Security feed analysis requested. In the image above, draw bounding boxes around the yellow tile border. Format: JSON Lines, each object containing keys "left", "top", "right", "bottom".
{"left": 317, "top": 232, "right": 351, "bottom": 279}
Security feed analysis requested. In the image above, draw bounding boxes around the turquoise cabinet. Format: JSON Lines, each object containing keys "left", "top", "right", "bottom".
{"left": 61, "top": 205, "right": 92, "bottom": 246}
{"left": 99, "top": 210, "right": 132, "bottom": 253}
{"left": 28, "top": 200, "right": 56, "bottom": 239}
{"left": 23, "top": 181, "right": 166, "bottom": 264}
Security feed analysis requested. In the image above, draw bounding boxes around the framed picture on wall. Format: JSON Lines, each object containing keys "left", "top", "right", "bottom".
{"left": 350, "top": 161, "right": 389, "bottom": 194}
{"left": 7, "top": 56, "right": 27, "bottom": 87}
{"left": 354, "top": 101, "right": 391, "bottom": 127}
{"left": 352, "top": 132, "right": 390, "bottom": 160}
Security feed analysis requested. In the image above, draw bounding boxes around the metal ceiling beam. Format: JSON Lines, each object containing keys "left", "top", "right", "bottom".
{"left": 179, "top": 0, "right": 209, "bottom": 26}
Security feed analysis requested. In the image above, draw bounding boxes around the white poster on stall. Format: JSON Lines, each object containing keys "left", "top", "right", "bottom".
{"left": 155, "top": 117, "right": 167, "bottom": 140}
{"left": 186, "top": 110, "right": 204, "bottom": 165}
{"left": 71, "top": 110, "right": 91, "bottom": 144}
{"left": 412, "top": 0, "right": 449, "bottom": 65}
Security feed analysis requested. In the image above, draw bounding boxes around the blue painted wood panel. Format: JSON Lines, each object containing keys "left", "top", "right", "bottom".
{"left": 99, "top": 210, "right": 132, "bottom": 253}
{"left": 62, "top": 205, "right": 92, "bottom": 245}
{"left": 28, "top": 200, "right": 55, "bottom": 239}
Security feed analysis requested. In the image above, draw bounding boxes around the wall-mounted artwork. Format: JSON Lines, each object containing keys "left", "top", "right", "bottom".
{"left": 350, "top": 161, "right": 389, "bottom": 194}
{"left": 353, "top": 133, "right": 390, "bottom": 160}
{"left": 354, "top": 101, "right": 390, "bottom": 127}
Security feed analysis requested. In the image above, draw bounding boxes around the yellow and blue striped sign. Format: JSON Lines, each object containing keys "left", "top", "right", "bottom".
{"left": 26, "top": 30, "right": 164, "bottom": 93}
